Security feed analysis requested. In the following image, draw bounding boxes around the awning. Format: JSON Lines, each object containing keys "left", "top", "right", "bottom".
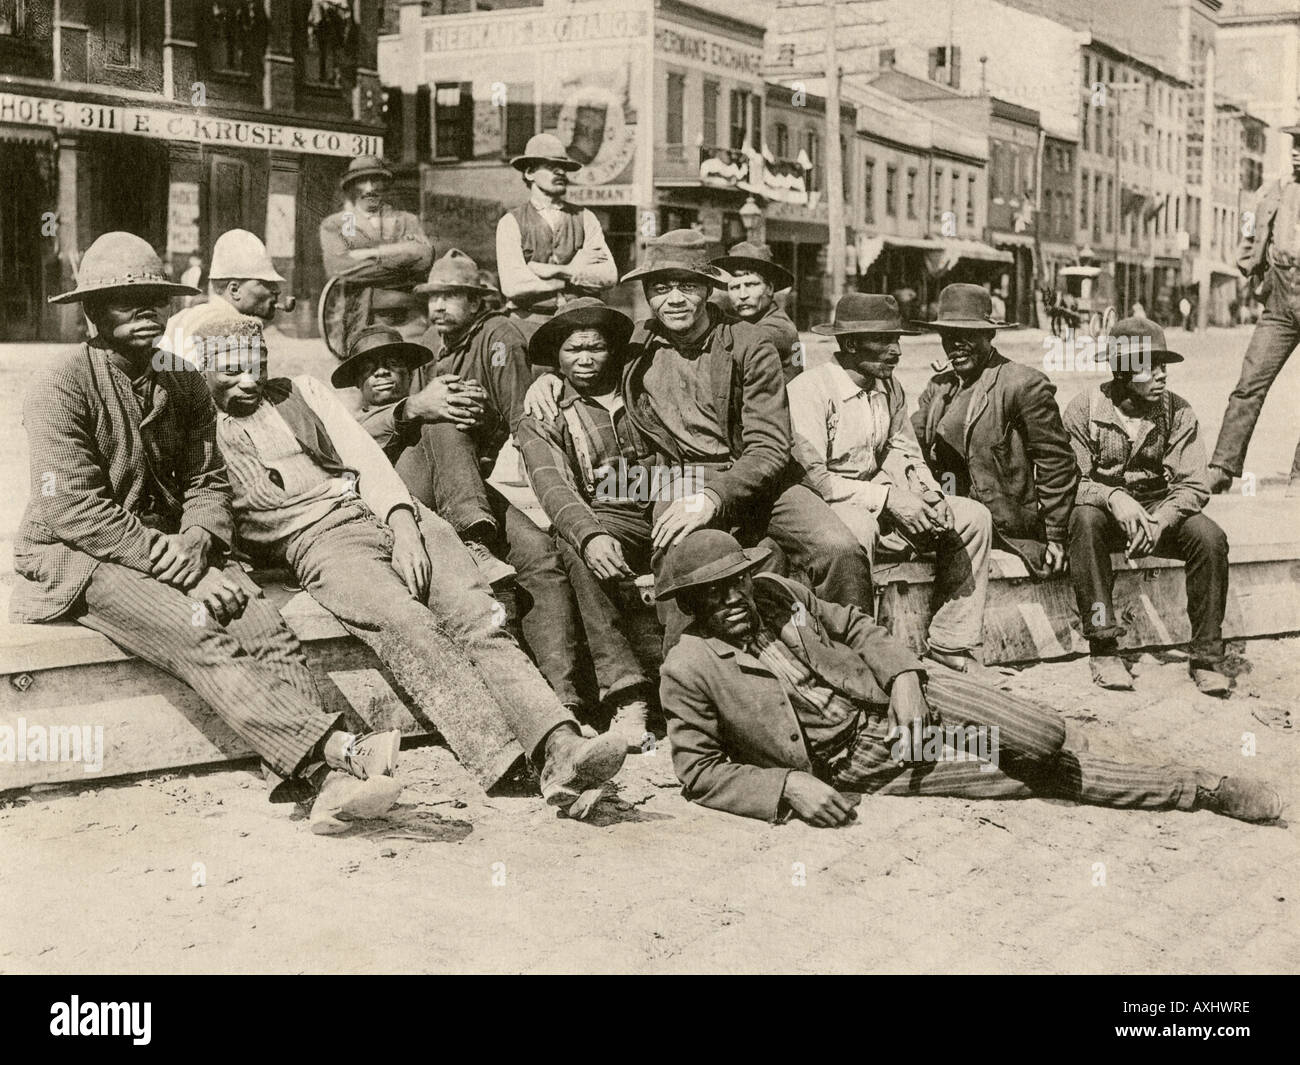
{"left": 883, "top": 236, "right": 944, "bottom": 252}
{"left": 940, "top": 238, "right": 1014, "bottom": 264}
{"left": 0, "top": 122, "right": 55, "bottom": 147}
{"left": 992, "top": 231, "right": 1036, "bottom": 249}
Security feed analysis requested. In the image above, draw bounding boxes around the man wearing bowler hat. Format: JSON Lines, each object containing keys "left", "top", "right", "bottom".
{"left": 912, "top": 283, "right": 1079, "bottom": 580}
{"left": 200, "top": 312, "right": 627, "bottom": 817}
{"left": 1208, "top": 121, "right": 1300, "bottom": 496}
{"left": 654, "top": 530, "right": 1280, "bottom": 826}
{"left": 12, "top": 232, "right": 405, "bottom": 834}
{"left": 790, "top": 294, "right": 993, "bottom": 671}
{"left": 1064, "top": 318, "right": 1231, "bottom": 695}
{"left": 496, "top": 132, "right": 617, "bottom": 336}
{"left": 517, "top": 298, "right": 659, "bottom": 751}
{"left": 319, "top": 155, "right": 433, "bottom": 347}
{"left": 619, "top": 230, "right": 873, "bottom": 650}
{"left": 711, "top": 241, "right": 801, "bottom": 381}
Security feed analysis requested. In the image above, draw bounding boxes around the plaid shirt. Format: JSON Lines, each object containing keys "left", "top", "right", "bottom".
{"left": 516, "top": 380, "right": 656, "bottom": 554}
{"left": 11, "top": 344, "right": 233, "bottom": 622}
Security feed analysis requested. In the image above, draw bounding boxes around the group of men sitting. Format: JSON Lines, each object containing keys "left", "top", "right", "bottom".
{"left": 12, "top": 168, "right": 1283, "bottom": 831}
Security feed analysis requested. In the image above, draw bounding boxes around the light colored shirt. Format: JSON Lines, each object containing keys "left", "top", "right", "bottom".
{"left": 787, "top": 361, "right": 936, "bottom": 514}
{"left": 495, "top": 194, "right": 616, "bottom": 301}
{"left": 218, "top": 374, "right": 413, "bottom": 550}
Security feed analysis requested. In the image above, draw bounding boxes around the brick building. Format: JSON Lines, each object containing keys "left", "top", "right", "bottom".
{"left": 0, "top": 0, "right": 386, "bottom": 342}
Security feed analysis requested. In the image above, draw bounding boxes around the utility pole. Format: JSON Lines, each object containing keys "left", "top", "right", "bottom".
{"left": 1196, "top": 44, "right": 1215, "bottom": 331}
{"left": 824, "top": 0, "right": 846, "bottom": 305}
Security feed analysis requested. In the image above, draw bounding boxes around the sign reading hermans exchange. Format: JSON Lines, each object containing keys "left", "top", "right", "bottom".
{"left": 0, "top": 92, "right": 382, "bottom": 158}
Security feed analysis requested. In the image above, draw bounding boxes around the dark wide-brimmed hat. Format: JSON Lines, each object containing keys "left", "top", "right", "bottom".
{"left": 330, "top": 325, "right": 433, "bottom": 389}
{"left": 528, "top": 297, "right": 634, "bottom": 368}
{"left": 1105, "top": 316, "right": 1184, "bottom": 370}
{"left": 655, "top": 530, "right": 771, "bottom": 602}
{"left": 918, "top": 283, "right": 1015, "bottom": 331}
{"left": 414, "top": 249, "right": 497, "bottom": 295}
{"left": 621, "top": 229, "right": 724, "bottom": 288}
{"left": 711, "top": 241, "right": 793, "bottom": 290}
{"left": 50, "top": 232, "right": 200, "bottom": 305}
{"left": 812, "top": 293, "right": 921, "bottom": 336}
{"left": 1280, "top": 121, "right": 1300, "bottom": 138}
{"left": 510, "top": 133, "right": 582, "bottom": 173}
{"left": 339, "top": 155, "right": 393, "bottom": 191}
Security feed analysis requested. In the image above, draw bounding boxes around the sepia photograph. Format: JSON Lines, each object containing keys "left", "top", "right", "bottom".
{"left": 0, "top": 0, "right": 1296, "bottom": 1011}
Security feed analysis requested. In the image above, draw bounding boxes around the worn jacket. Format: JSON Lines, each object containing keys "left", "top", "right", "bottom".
{"left": 318, "top": 205, "right": 433, "bottom": 285}
{"left": 746, "top": 303, "right": 801, "bottom": 382}
{"left": 1063, "top": 382, "right": 1209, "bottom": 527}
{"left": 11, "top": 344, "right": 233, "bottom": 623}
{"left": 1236, "top": 174, "right": 1300, "bottom": 282}
{"left": 660, "top": 572, "right": 925, "bottom": 822}
{"left": 516, "top": 381, "right": 655, "bottom": 555}
{"left": 622, "top": 305, "right": 801, "bottom": 521}
{"left": 912, "top": 351, "right": 1078, "bottom": 576}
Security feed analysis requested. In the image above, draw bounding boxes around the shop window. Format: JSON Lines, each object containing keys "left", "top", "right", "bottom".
{"left": 0, "top": 0, "right": 26, "bottom": 35}
{"left": 206, "top": 0, "right": 268, "bottom": 77}
{"left": 300, "top": 0, "right": 357, "bottom": 89}
{"left": 434, "top": 82, "right": 474, "bottom": 160}
{"left": 104, "top": 0, "right": 141, "bottom": 69}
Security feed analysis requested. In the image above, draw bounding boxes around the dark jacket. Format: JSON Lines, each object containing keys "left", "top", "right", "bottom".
{"left": 622, "top": 306, "right": 801, "bottom": 521}
{"left": 11, "top": 344, "right": 233, "bottom": 622}
{"left": 660, "top": 572, "right": 925, "bottom": 822}
{"left": 912, "top": 351, "right": 1078, "bottom": 576}
{"left": 747, "top": 303, "right": 801, "bottom": 382}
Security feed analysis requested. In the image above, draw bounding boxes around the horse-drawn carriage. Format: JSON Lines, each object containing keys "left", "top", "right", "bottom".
{"left": 1056, "top": 265, "right": 1118, "bottom": 339}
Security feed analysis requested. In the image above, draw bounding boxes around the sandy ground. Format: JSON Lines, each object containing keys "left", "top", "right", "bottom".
{"left": 1, "top": 323, "right": 1298, "bottom": 974}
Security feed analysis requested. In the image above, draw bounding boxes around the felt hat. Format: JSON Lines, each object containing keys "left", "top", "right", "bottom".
{"left": 917, "top": 283, "right": 1015, "bottom": 330}
{"left": 620, "top": 229, "right": 725, "bottom": 288}
{"left": 711, "top": 241, "right": 793, "bottom": 290}
{"left": 50, "top": 231, "right": 200, "bottom": 305}
{"left": 1105, "top": 316, "right": 1184, "bottom": 370}
{"left": 812, "top": 293, "right": 921, "bottom": 336}
{"left": 414, "top": 249, "right": 497, "bottom": 295}
{"left": 209, "top": 229, "right": 285, "bottom": 283}
{"left": 527, "top": 297, "right": 634, "bottom": 367}
{"left": 339, "top": 155, "right": 393, "bottom": 190}
{"left": 330, "top": 324, "right": 433, "bottom": 389}
{"left": 655, "top": 530, "right": 771, "bottom": 602}
{"left": 510, "top": 133, "right": 582, "bottom": 173}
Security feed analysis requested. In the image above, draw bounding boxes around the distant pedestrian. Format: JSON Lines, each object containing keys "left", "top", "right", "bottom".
{"left": 1179, "top": 295, "right": 1194, "bottom": 332}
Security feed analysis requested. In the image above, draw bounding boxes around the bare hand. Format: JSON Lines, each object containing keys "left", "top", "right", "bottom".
{"left": 651, "top": 494, "right": 719, "bottom": 551}
{"left": 930, "top": 497, "right": 955, "bottom": 531}
{"left": 523, "top": 373, "right": 564, "bottom": 422}
{"left": 390, "top": 527, "right": 431, "bottom": 601}
{"left": 782, "top": 771, "right": 859, "bottom": 827}
{"left": 405, "top": 374, "right": 486, "bottom": 429}
{"left": 887, "top": 671, "right": 933, "bottom": 745}
{"left": 150, "top": 528, "right": 211, "bottom": 590}
{"left": 884, "top": 489, "right": 940, "bottom": 537}
{"left": 583, "top": 534, "right": 634, "bottom": 581}
{"left": 191, "top": 567, "right": 249, "bottom": 625}
{"left": 1108, "top": 492, "right": 1158, "bottom": 559}
{"left": 1043, "top": 540, "right": 1068, "bottom": 574}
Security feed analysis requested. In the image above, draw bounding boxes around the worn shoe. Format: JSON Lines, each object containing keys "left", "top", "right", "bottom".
{"left": 342, "top": 729, "right": 402, "bottom": 780}
{"left": 463, "top": 538, "right": 517, "bottom": 589}
{"left": 1193, "top": 773, "right": 1283, "bottom": 824}
{"left": 1191, "top": 664, "right": 1231, "bottom": 696}
{"left": 1089, "top": 654, "right": 1134, "bottom": 691}
{"left": 609, "top": 698, "right": 655, "bottom": 754}
{"left": 309, "top": 772, "right": 402, "bottom": 835}
{"left": 1207, "top": 466, "right": 1233, "bottom": 494}
{"left": 539, "top": 728, "right": 627, "bottom": 812}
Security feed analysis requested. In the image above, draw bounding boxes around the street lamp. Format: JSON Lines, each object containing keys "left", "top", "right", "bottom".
{"left": 739, "top": 195, "right": 763, "bottom": 241}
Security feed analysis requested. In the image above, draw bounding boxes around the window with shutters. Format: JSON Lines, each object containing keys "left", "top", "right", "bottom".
{"left": 730, "top": 89, "right": 751, "bottom": 150}
{"left": 928, "top": 45, "right": 960, "bottom": 89}
{"left": 885, "top": 165, "right": 897, "bottom": 217}
{"left": 104, "top": 0, "right": 141, "bottom": 68}
{"left": 774, "top": 122, "right": 789, "bottom": 160}
{"left": 906, "top": 167, "right": 917, "bottom": 219}
{"left": 703, "top": 80, "right": 719, "bottom": 147}
{"left": 666, "top": 72, "right": 685, "bottom": 146}
{"left": 434, "top": 82, "right": 474, "bottom": 160}
{"left": 864, "top": 159, "right": 875, "bottom": 223}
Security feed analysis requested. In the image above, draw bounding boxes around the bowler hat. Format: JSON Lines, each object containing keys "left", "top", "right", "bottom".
{"left": 331, "top": 325, "right": 433, "bottom": 389}
{"left": 209, "top": 229, "right": 286, "bottom": 284}
{"left": 339, "top": 155, "right": 393, "bottom": 190}
{"left": 711, "top": 241, "right": 793, "bottom": 290}
{"left": 620, "top": 229, "right": 724, "bottom": 288}
{"left": 50, "top": 231, "right": 200, "bottom": 305}
{"left": 813, "top": 293, "right": 921, "bottom": 336}
{"left": 655, "top": 530, "right": 771, "bottom": 602}
{"left": 510, "top": 133, "right": 582, "bottom": 173}
{"left": 1105, "top": 316, "right": 1184, "bottom": 370}
{"left": 414, "top": 249, "right": 497, "bottom": 295}
{"left": 918, "top": 283, "right": 1015, "bottom": 330}
{"left": 528, "top": 297, "right": 634, "bottom": 368}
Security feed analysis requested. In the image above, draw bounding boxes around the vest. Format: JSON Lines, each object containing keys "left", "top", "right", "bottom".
{"left": 509, "top": 202, "right": 585, "bottom": 267}
{"left": 1268, "top": 180, "right": 1300, "bottom": 268}
{"left": 262, "top": 378, "right": 352, "bottom": 479}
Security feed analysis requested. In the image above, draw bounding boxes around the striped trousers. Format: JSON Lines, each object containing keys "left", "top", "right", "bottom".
{"left": 77, "top": 561, "right": 340, "bottom": 782}
{"left": 831, "top": 673, "right": 1199, "bottom": 811}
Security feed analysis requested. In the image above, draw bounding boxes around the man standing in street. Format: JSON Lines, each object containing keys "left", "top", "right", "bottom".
{"left": 1208, "top": 123, "right": 1300, "bottom": 495}
{"left": 711, "top": 241, "right": 801, "bottom": 381}
{"left": 12, "top": 232, "right": 402, "bottom": 834}
{"left": 495, "top": 133, "right": 618, "bottom": 338}
{"left": 790, "top": 294, "right": 992, "bottom": 672}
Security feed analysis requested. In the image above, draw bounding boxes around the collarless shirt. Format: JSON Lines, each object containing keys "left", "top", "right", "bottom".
{"left": 641, "top": 323, "right": 731, "bottom": 461}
